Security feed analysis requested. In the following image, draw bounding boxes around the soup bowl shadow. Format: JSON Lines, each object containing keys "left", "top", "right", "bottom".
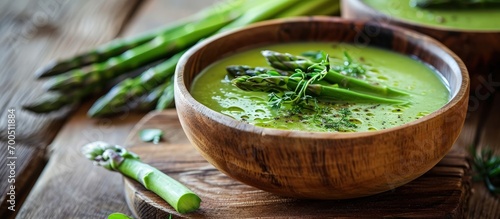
{"left": 174, "top": 17, "right": 469, "bottom": 199}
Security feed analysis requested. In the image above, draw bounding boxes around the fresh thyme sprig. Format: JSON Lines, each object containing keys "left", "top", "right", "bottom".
{"left": 302, "top": 50, "right": 367, "bottom": 78}
{"left": 469, "top": 145, "right": 500, "bottom": 195}
{"left": 229, "top": 50, "right": 409, "bottom": 112}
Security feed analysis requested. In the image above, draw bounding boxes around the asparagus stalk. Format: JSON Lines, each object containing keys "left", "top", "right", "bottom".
{"left": 22, "top": 85, "right": 100, "bottom": 113}
{"left": 232, "top": 75, "right": 408, "bottom": 105}
{"left": 82, "top": 141, "right": 201, "bottom": 214}
{"left": 226, "top": 65, "right": 289, "bottom": 77}
{"left": 87, "top": 52, "right": 184, "bottom": 117}
{"left": 26, "top": 0, "right": 343, "bottom": 116}
{"left": 36, "top": 0, "right": 248, "bottom": 78}
{"left": 135, "top": 82, "right": 170, "bottom": 112}
{"left": 35, "top": 24, "right": 184, "bottom": 79}
{"left": 261, "top": 50, "right": 409, "bottom": 97}
{"left": 22, "top": 92, "right": 77, "bottom": 113}
{"left": 44, "top": 5, "right": 239, "bottom": 92}
{"left": 89, "top": 0, "right": 330, "bottom": 116}
{"left": 274, "top": 0, "right": 340, "bottom": 18}
{"left": 156, "top": 75, "right": 176, "bottom": 110}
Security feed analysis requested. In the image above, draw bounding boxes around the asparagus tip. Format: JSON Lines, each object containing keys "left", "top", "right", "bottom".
{"left": 34, "top": 60, "right": 60, "bottom": 78}
{"left": 81, "top": 141, "right": 139, "bottom": 170}
{"left": 22, "top": 92, "right": 73, "bottom": 113}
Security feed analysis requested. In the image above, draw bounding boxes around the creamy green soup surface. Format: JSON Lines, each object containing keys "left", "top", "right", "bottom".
{"left": 364, "top": 0, "right": 500, "bottom": 31}
{"left": 191, "top": 42, "right": 450, "bottom": 132}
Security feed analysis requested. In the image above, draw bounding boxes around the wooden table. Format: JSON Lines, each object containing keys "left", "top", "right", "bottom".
{"left": 0, "top": 0, "right": 498, "bottom": 218}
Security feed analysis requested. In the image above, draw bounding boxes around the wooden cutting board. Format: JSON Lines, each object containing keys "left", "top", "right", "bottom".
{"left": 123, "top": 110, "right": 470, "bottom": 218}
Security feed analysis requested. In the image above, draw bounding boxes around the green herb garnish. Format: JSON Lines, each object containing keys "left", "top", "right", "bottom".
{"left": 139, "top": 128, "right": 164, "bottom": 144}
{"left": 470, "top": 145, "right": 500, "bottom": 195}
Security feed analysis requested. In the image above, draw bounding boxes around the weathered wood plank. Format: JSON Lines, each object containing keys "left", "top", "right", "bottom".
{"left": 0, "top": 0, "right": 140, "bottom": 217}
{"left": 15, "top": 1, "right": 214, "bottom": 218}
{"left": 0, "top": 0, "right": 141, "bottom": 142}
{"left": 0, "top": 142, "right": 46, "bottom": 218}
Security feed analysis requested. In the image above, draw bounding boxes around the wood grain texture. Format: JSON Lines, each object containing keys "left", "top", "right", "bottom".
{"left": 0, "top": 0, "right": 140, "bottom": 141}
{"left": 1, "top": 0, "right": 495, "bottom": 218}
{"left": 174, "top": 17, "right": 469, "bottom": 199}
{"left": 0, "top": 0, "right": 139, "bottom": 217}
{"left": 0, "top": 142, "right": 46, "bottom": 219}
{"left": 342, "top": 1, "right": 500, "bottom": 216}
{"left": 16, "top": 101, "right": 146, "bottom": 219}
{"left": 341, "top": 0, "right": 500, "bottom": 90}
{"left": 12, "top": 1, "right": 217, "bottom": 218}
{"left": 124, "top": 110, "right": 470, "bottom": 218}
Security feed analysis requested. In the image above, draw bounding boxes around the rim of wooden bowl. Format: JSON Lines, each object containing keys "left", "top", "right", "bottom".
{"left": 175, "top": 16, "right": 469, "bottom": 139}
{"left": 345, "top": 0, "right": 500, "bottom": 33}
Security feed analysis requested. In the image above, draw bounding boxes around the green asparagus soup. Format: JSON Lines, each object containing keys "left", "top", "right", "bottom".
{"left": 363, "top": 0, "right": 500, "bottom": 31}
{"left": 190, "top": 42, "right": 449, "bottom": 132}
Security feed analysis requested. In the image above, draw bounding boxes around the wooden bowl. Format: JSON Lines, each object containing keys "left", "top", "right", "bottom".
{"left": 174, "top": 17, "right": 469, "bottom": 199}
{"left": 342, "top": 0, "right": 500, "bottom": 90}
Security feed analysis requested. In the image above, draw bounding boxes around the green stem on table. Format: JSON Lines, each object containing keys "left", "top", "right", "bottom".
{"left": 22, "top": 85, "right": 101, "bottom": 113}
{"left": 156, "top": 75, "right": 176, "bottom": 110}
{"left": 35, "top": 0, "right": 248, "bottom": 78}
{"left": 87, "top": 52, "right": 184, "bottom": 117}
{"left": 274, "top": 0, "right": 340, "bottom": 18}
{"left": 22, "top": 92, "right": 77, "bottom": 113}
{"left": 44, "top": 4, "right": 239, "bottom": 92}
{"left": 26, "top": 0, "right": 343, "bottom": 116}
{"left": 135, "top": 82, "right": 169, "bottom": 112}
{"left": 82, "top": 141, "right": 201, "bottom": 214}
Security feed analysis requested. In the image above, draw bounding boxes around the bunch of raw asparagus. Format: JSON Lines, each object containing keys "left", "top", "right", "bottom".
{"left": 23, "top": 0, "right": 340, "bottom": 118}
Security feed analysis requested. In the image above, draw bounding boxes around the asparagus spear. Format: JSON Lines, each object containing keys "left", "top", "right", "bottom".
{"left": 82, "top": 141, "right": 201, "bottom": 214}
{"left": 26, "top": 0, "right": 343, "bottom": 116}
{"left": 22, "top": 92, "right": 77, "bottom": 113}
{"left": 44, "top": 5, "right": 239, "bottom": 92}
{"left": 87, "top": 52, "right": 184, "bottom": 117}
{"left": 135, "top": 82, "right": 170, "bottom": 112}
{"left": 232, "top": 75, "right": 409, "bottom": 105}
{"left": 274, "top": 0, "right": 340, "bottom": 18}
{"left": 226, "top": 65, "right": 290, "bottom": 77}
{"left": 22, "top": 85, "right": 100, "bottom": 113}
{"left": 261, "top": 50, "right": 409, "bottom": 97}
{"left": 35, "top": 24, "right": 184, "bottom": 79}
{"left": 88, "top": 0, "right": 331, "bottom": 116}
{"left": 36, "top": 0, "right": 248, "bottom": 78}
{"left": 156, "top": 75, "right": 176, "bottom": 110}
